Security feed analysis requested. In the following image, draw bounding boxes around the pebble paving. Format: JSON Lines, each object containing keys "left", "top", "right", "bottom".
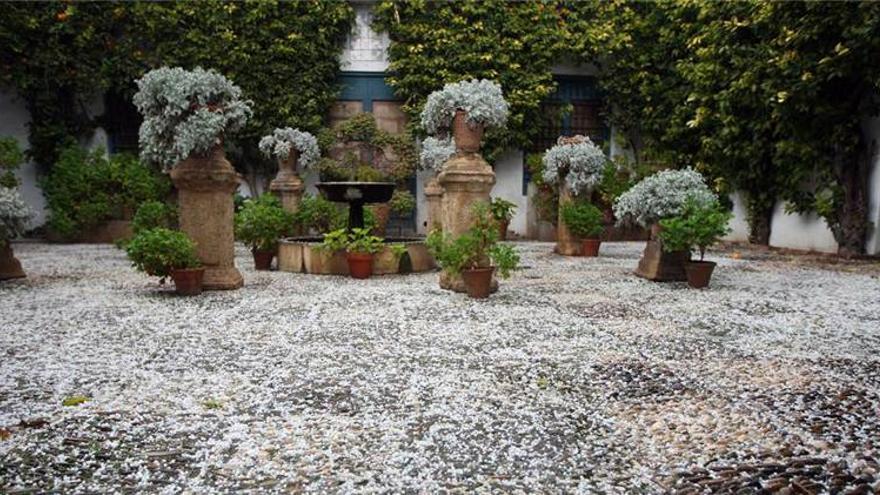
{"left": 1, "top": 241, "right": 879, "bottom": 494}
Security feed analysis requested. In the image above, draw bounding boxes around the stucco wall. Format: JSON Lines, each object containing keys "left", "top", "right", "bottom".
{"left": 0, "top": 88, "right": 46, "bottom": 229}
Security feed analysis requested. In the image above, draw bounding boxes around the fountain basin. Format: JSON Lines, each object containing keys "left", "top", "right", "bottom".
{"left": 278, "top": 237, "right": 436, "bottom": 275}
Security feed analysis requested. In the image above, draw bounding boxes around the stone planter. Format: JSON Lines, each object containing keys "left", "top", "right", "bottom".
{"left": 556, "top": 183, "right": 582, "bottom": 256}
{"left": 0, "top": 242, "right": 26, "bottom": 280}
{"left": 370, "top": 203, "right": 391, "bottom": 236}
{"left": 270, "top": 149, "right": 304, "bottom": 215}
{"left": 424, "top": 177, "right": 444, "bottom": 232}
{"left": 278, "top": 238, "right": 435, "bottom": 275}
{"left": 634, "top": 223, "right": 689, "bottom": 281}
{"left": 170, "top": 146, "right": 243, "bottom": 290}
{"left": 453, "top": 110, "right": 483, "bottom": 153}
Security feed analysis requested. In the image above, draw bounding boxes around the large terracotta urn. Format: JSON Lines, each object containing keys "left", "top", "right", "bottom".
{"left": 438, "top": 110, "right": 496, "bottom": 292}
{"left": 634, "top": 222, "right": 689, "bottom": 281}
{"left": 0, "top": 242, "right": 26, "bottom": 280}
{"left": 270, "top": 149, "right": 304, "bottom": 215}
{"left": 170, "top": 146, "right": 243, "bottom": 290}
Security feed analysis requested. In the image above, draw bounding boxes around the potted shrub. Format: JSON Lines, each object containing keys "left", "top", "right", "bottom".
{"left": 421, "top": 79, "right": 509, "bottom": 153}
{"left": 560, "top": 200, "right": 605, "bottom": 257}
{"left": 321, "top": 227, "right": 384, "bottom": 279}
{"left": 131, "top": 201, "right": 178, "bottom": 236}
{"left": 134, "top": 66, "right": 253, "bottom": 290}
{"left": 490, "top": 197, "right": 516, "bottom": 240}
{"left": 0, "top": 186, "right": 31, "bottom": 280}
{"left": 259, "top": 127, "right": 320, "bottom": 214}
{"left": 542, "top": 135, "right": 606, "bottom": 255}
{"left": 390, "top": 189, "right": 416, "bottom": 234}
{"left": 613, "top": 168, "right": 718, "bottom": 281}
{"left": 658, "top": 197, "right": 732, "bottom": 288}
{"left": 426, "top": 203, "right": 520, "bottom": 299}
{"left": 234, "top": 194, "right": 294, "bottom": 270}
{"left": 125, "top": 228, "right": 204, "bottom": 295}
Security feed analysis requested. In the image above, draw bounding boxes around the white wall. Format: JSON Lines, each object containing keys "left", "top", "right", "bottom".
{"left": 865, "top": 115, "right": 880, "bottom": 255}
{"left": 339, "top": 2, "right": 389, "bottom": 73}
{"left": 768, "top": 202, "right": 839, "bottom": 254}
{"left": 491, "top": 149, "right": 527, "bottom": 237}
{"left": 723, "top": 191, "right": 752, "bottom": 243}
{"left": 0, "top": 88, "right": 47, "bottom": 229}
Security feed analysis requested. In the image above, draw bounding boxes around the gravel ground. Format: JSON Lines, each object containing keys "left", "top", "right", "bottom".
{"left": 1, "top": 241, "right": 879, "bottom": 494}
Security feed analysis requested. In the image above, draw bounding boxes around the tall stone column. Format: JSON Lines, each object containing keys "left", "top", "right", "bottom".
{"left": 556, "top": 181, "right": 582, "bottom": 256}
{"left": 270, "top": 150, "right": 304, "bottom": 215}
{"left": 170, "top": 146, "right": 243, "bottom": 290}
{"left": 438, "top": 111, "right": 496, "bottom": 292}
{"left": 424, "top": 176, "right": 444, "bottom": 232}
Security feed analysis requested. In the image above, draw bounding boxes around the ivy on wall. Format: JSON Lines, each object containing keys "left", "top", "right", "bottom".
{"left": 0, "top": 0, "right": 355, "bottom": 186}
{"left": 373, "top": 0, "right": 571, "bottom": 162}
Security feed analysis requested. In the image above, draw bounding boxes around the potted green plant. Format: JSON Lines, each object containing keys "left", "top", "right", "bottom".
{"left": 234, "top": 194, "right": 294, "bottom": 270}
{"left": 0, "top": 186, "right": 31, "bottom": 280}
{"left": 420, "top": 79, "right": 509, "bottom": 153}
{"left": 426, "top": 203, "right": 520, "bottom": 299}
{"left": 658, "top": 197, "right": 732, "bottom": 288}
{"left": 125, "top": 228, "right": 204, "bottom": 295}
{"left": 560, "top": 200, "right": 605, "bottom": 257}
{"left": 321, "top": 227, "right": 385, "bottom": 279}
{"left": 489, "top": 197, "right": 516, "bottom": 240}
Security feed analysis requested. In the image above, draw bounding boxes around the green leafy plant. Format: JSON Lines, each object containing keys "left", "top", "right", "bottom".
{"left": 131, "top": 201, "right": 178, "bottom": 236}
{"left": 125, "top": 228, "right": 201, "bottom": 281}
{"left": 320, "top": 227, "right": 384, "bottom": 254}
{"left": 234, "top": 194, "right": 294, "bottom": 252}
{"left": 390, "top": 189, "right": 416, "bottom": 215}
{"left": 527, "top": 152, "right": 558, "bottom": 224}
{"left": 0, "top": 137, "right": 24, "bottom": 188}
{"left": 291, "top": 194, "right": 346, "bottom": 235}
{"left": 658, "top": 197, "right": 732, "bottom": 261}
{"left": 426, "top": 202, "right": 519, "bottom": 278}
{"left": 489, "top": 197, "right": 517, "bottom": 222}
{"left": 560, "top": 201, "right": 604, "bottom": 239}
{"left": 40, "top": 146, "right": 170, "bottom": 240}
{"left": 323, "top": 113, "right": 418, "bottom": 184}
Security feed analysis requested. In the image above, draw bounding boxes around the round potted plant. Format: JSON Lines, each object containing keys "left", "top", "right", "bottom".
{"left": 259, "top": 127, "right": 319, "bottom": 214}
{"left": 658, "top": 196, "right": 732, "bottom": 288}
{"left": 234, "top": 194, "right": 294, "bottom": 270}
{"left": 489, "top": 197, "right": 516, "bottom": 240}
{"left": 321, "top": 227, "right": 385, "bottom": 279}
{"left": 420, "top": 79, "right": 509, "bottom": 153}
{"left": 613, "top": 168, "right": 718, "bottom": 281}
{"left": 426, "top": 203, "right": 520, "bottom": 299}
{"left": 0, "top": 186, "right": 31, "bottom": 280}
{"left": 560, "top": 200, "right": 605, "bottom": 257}
{"left": 125, "top": 228, "right": 204, "bottom": 295}
{"left": 133, "top": 66, "right": 253, "bottom": 290}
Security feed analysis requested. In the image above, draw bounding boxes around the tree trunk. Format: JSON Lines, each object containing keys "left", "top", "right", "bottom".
{"left": 832, "top": 140, "right": 871, "bottom": 258}
{"left": 746, "top": 193, "right": 774, "bottom": 246}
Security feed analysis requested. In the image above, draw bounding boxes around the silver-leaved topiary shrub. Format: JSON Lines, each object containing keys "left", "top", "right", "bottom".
{"left": 0, "top": 186, "right": 31, "bottom": 243}
{"left": 419, "top": 136, "right": 456, "bottom": 172}
{"left": 258, "top": 127, "right": 319, "bottom": 168}
{"left": 133, "top": 67, "right": 254, "bottom": 170}
{"left": 420, "top": 79, "right": 510, "bottom": 133}
{"left": 613, "top": 168, "right": 717, "bottom": 227}
{"left": 541, "top": 137, "right": 606, "bottom": 195}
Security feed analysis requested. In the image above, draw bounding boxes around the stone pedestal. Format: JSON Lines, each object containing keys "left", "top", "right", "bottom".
{"left": 270, "top": 151, "right": 304, "bottom": 215}
{"left": 0, "top": 243, "right": 25, "bottom": 280}
{"left": 634, "top": 224, "right": 689, "bottom": 281}
{"left": 437, "top": 152, "right": 496, "bottom": 293}
{"left": 556, "top": 182, "right": 582, "bottom": 256}
{"left": 170, "top": 147, "right": 243, "bottom": 290}
{"left": 424, "top": 176, "right": 444, "bottom": 232}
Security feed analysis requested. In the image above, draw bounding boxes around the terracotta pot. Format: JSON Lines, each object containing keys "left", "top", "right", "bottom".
{"left": 0, "top": 242, "right": 26, "bottom": 280}
{"left": 452, "top": 110, "right": 484, "bottom": 153}
{"left": 581, "top": 238, "right": 601, "bottom": 257}
{"left": 252, "top": 249, "right": 275, "bottom": 271}
{"left": 171, "top": 267, "right": 205, "bottom": 296}
{"left": 370, "top": 203, "right": 391, "bottom": 236}
{"left": 461, "top": 266, "right": 495, "bottom": 299}
{"left": 346, "top": 252, "right": 374, "bottom": 279}
{"left": 498, "top": 220, "right": 509, "bottom": 241}
{"left": 684, "top": 260, "right": 716, "bottom": 288}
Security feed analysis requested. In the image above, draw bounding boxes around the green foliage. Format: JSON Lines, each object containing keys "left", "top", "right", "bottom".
{"left": 0, "top": 1, "right": 354, "bottom": 172}
{"left": 390, "top": 189, "right": 416, "bottom": 215}
{"left": 325, "top": 113, "right": 418, "bottom": 184}
{"left": 527, "top": 152, "right": 558, "bottom": 224}
{"left": 659, "top": 197, "right": 732, "bottom": 261}
{"left": 0, "top": 137, "right": 24, "bottom": 188}
{"left": 489, "top": 197, "right": 516, "bottom": 222}
{"left": 40, "top": 146, "right": 170, "bottom": 240}
{"left": 373, "top": 1, "right": 571, "bottom": 161}
{"left": 320, "top": 227, "right": 384, "bottom": 254}
{"left": 62, "top": 395, "right": 89, "bottom": 407}
{"left": 560, "top": 201, "right": 604, "bottom": 239}
{"left": 389, "top": 243, "right": 408, "bottom": 260}
{"left": 132, "top": 201, "right": 177, "bottom": 236}
{"left": 125, "top": 227, "right": 201, "bottom": 280}
{"left": 234, "top": 194, "right": 294, "bottom": 252}
{"left": 426, "top": 202, "right": 519, "bottom": 278}
{"left": 291, "top": 194, "right": 346, "bottom": 235}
